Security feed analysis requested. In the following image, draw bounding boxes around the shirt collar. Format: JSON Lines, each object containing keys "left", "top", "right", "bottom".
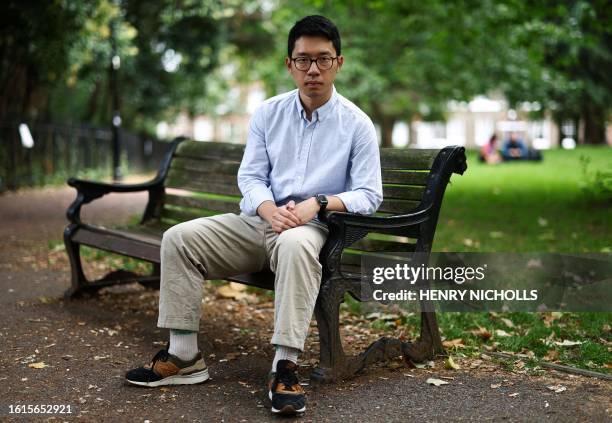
{"left": 294, "top": 85, "right": 338, "bottom": 122}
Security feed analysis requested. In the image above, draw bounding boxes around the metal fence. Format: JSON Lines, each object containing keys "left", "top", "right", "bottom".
{"left": 0, "top": 122, "right": 170, "bottom": 191}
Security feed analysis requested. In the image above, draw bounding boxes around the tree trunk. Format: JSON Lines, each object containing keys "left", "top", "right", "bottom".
{"left": 380, "top": 116, "right": 395, "bottom": 148}
{"left": 581, "top": 105, "right": 606, "bottom": 145}
{"left": 408, "top": 120, "right": 417, "bottom": 147}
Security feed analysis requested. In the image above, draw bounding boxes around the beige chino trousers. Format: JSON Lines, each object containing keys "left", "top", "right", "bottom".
{"left": 157, "top": 213, "right": 328, "bottom": 351}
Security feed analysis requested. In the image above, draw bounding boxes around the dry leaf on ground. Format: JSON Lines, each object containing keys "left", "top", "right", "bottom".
{"left": 471, "top": 327, "right": 492, "bottom": 340}
{"left": 426, "top": 378, "right": 449, "bottom": 386}
{"left": 442, "top": 338, "right": 465, "bottom": 348}
{"left": 444, "top": 356, "right": 460, "bottom": 370}
{"left": 28, "top": 362, "right": 47, "bottom": 369}
{"left": 554, "top": 340, "right": 583, "bottom": 347}
{"left": 495, "top": 329, "right": 512, "bottom": 337}
{"left": 547, "top": 385, "right": 567, "bottom": 393}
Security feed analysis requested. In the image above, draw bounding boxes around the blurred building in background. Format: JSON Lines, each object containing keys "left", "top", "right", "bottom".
{"left": 157, "top": 84, "right": 599, "bottom": 150}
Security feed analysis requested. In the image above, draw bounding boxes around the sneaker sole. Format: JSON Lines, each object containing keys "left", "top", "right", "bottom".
{"left": 271, "top": 404, "right": 306, "bottom": 415}
{"left": 269, "top": 390, "right": 306, "bottom": 415}
{"left": 127, "top": 368, "right": 209, "bottom": 387}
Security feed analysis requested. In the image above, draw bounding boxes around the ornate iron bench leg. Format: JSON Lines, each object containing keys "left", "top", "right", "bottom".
{"left": 311, "top": 279, "right": 446, "bottom": 384}
{"left": 63, "top": 224, "right": 90, "bottom": 298}
{"left": 311, "top": 279, "right": 347, "bottom": 384}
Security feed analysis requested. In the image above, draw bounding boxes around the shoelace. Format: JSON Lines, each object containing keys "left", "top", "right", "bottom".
{"left": 277, "top": 368, "right": 299, "bottom": 392}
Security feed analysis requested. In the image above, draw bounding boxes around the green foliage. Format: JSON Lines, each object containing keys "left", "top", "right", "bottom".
{"left": 579, "top": 155, "right": 612, "bottom": 202}
{"left": 1, "top": 0, "right": 273, "bottom": 135}
{"left": 254, "top": 1, "right": 611, "bottom": 145}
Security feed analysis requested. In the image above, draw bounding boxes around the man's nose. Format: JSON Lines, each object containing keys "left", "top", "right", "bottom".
{"left": 307, "top": 61, "right": 320, "bottom": 74}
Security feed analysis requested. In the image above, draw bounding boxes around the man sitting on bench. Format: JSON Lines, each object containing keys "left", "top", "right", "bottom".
{"left": 125, "top": 15, "right": 382, "bottom": 416}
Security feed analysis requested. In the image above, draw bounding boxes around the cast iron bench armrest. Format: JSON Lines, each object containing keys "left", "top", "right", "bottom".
{"left": 66, "top": 138, "right": 183, "bottom": 224}
{"left": 320, "top": 207, "right": 433, "bottom": 277}
{"left": 66, "top": 177, "right": 165, "bottom": 224}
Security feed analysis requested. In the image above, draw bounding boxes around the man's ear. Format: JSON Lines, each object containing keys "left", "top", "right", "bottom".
{"left": 285, "top": 57, "right": 292, "bottom": 72}
{"left": 336, "top": 55, "right": 344, "bottom": 71}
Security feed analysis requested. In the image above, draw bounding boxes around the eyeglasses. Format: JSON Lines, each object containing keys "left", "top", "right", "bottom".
{"left": 291, "top": 56, "right": 337, "bottom": 71}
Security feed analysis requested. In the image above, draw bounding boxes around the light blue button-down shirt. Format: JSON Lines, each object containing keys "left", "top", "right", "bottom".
{"left": 237, "top": 87, "right": 382, "bottom": 217}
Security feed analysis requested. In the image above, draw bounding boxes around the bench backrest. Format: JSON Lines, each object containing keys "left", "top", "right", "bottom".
{"left": 153, "top": 140, "right": 465, "bottom": 269}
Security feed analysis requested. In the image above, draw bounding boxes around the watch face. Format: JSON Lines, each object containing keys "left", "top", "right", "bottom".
{"left": 317, "top": 195, "right": 328, "bottom": 207}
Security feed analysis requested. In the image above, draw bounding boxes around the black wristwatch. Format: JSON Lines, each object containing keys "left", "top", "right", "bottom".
{"left": 315, "top": 194, "right": 328, "bottom": 220}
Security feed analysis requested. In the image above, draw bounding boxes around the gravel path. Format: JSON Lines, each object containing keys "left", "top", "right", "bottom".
{"left": 0, "top": 187, "right": 609, "bottom": 422}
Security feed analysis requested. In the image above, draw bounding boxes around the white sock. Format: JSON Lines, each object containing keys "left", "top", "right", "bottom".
{"left": 168, "top": 330, "right": 198, "bottom": 361}
{"left": 272, "top": 345, "right": 299, "bottom": 372}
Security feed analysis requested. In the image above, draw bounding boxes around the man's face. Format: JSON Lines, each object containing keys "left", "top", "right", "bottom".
{"left": 285, "top": 36, "right": 343, "bottom": 102}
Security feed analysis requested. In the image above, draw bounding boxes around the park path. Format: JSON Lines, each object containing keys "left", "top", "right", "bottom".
{"left": 0, "top": 186, "right": 610, "bottom": 422}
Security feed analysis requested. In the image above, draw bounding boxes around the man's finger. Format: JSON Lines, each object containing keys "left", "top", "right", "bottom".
{"left": 277, "top": 208, "right": 300, "bottom": 225}
{"left": 273, "top": 214, "right": 297, "bottom": 227}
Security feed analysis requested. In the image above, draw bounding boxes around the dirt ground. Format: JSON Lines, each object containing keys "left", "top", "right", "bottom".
{"left": 0, "top": 186, "right": 610, "bottom": 422}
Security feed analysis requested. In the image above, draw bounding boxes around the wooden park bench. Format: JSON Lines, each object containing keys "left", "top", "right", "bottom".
{"left": 64, "top": 138, "right": 467, "bottom": 383}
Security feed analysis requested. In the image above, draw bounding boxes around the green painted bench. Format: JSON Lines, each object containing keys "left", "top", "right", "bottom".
{"left": 64, "top": 138, "right": 467, "bottom": 383}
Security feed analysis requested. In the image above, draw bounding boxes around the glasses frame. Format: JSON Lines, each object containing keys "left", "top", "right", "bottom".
{"left": 290, "top": 56, "right": 338, "bottom": 72}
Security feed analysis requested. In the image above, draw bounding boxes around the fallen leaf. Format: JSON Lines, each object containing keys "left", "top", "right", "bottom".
{"left": 217, "top": 283, "right": 249, "bottom": 300}
{"left": 224, "top": 352, "right": 240, "bottom": 361}
{"left": 413, "top": 360, "right": 435, "bottom": 369}
{"left": 426, "top": 378, "right": 449, "bottom": 386}
{"left": 554, "top": 340, "right": 583, "bottom": 347}
{"left": 542, "top": 312, "right": 563, "bottom": 327}
{"left": 547, "top": 385, "right": 567, "bottom": 393}
{"left": 470, "top": 360, "right": 482, "bottom": 369}
{"left": 495, "top": 329, "right": 512, "bottom": 338}
{"left": 442, "top": 338, "right": 465, "bottom": 348}
{"left": 490, "top": 383, "right": 501, "bottom": 389}
{"left": 544, "top": 349, "right": 559, "bottom": 361}
{"left": 471, "top": 327, "right": 492, "bottom": 340}
{"left": 444, "top": 356, "right": 460, "bottom": 370}
{"left": 508, "top": 392, "right": 519, "bottom": 397}
{"left": 500, "top": 318, "right": 514, "bottom": 328}
{"left": 28, "top": 362, "right": 47, "bottom": 369}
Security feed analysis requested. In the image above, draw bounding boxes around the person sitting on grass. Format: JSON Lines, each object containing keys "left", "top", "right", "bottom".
{"left": 124, "top": 15, "right": 382, "bottom": 416}
{"left": 501, "top": 132, "right": 529, "bottom": 161}
{"left": 479, "top": 134, "right": 502, "bottom": 164}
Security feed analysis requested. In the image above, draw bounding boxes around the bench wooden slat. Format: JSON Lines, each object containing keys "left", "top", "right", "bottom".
{"left": 73, "top": 227, "right": 161, "bottom": 262}
{"left": 382, "top": 170, "right": 429, "bottom": 185}
{"left": 378, "top": 198, "right": 421, "bottom": 214}
{"left": 170, "top": 157, "right": 241, "bottom": 175}
{"left": 174, "top": 141, "right": 245, "bottom": 161}
{"left": 165, "top": 193, "right": 241, "bottom": 214}
{"left": 380, "top": 149, "right": 439, "bottom": 170}
{"left": 382, "top": 184, "right": 425, "bottom": 201}
{"left": 165, "top": 170, "right": 240, "bottom": 194}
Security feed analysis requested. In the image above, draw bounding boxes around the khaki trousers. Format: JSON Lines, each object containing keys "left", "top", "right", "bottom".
{"left": 157, "top": 213, "right": 328, "bottom": 351}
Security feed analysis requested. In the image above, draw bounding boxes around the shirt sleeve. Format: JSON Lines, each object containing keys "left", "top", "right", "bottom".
{"left": 237, "top": 106, "right": 275, "bottom": 216}
{"left": 335, "top": 118, "right": 383, "bottom": 215}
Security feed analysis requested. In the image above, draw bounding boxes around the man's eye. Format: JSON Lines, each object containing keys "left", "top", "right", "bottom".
{"left": 296, "top": 58, "right": 309, "bottom": 64}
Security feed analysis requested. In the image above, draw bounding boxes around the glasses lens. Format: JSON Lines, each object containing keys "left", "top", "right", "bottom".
{"left": 317, "top": 57, "right": 333, "bottom": 70}
{"left": 295, "top": 58, "right": 310, "bottom": 70}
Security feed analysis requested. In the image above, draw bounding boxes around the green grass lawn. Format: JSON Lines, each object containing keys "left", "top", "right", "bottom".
{"left": 420, "top": 146, "right": 611, "bottom": 373}
{"left": 435, "top": 147, "right": 611, "bottom": 252}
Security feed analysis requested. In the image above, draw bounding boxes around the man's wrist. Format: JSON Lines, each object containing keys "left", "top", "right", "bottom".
{"left": 256, "top": 201, "right": 277, "bottom": 222}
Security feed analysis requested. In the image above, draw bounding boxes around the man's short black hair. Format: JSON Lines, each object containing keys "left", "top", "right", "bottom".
{"left": 287, "top": 15, "right": 341, "bottom": 57}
